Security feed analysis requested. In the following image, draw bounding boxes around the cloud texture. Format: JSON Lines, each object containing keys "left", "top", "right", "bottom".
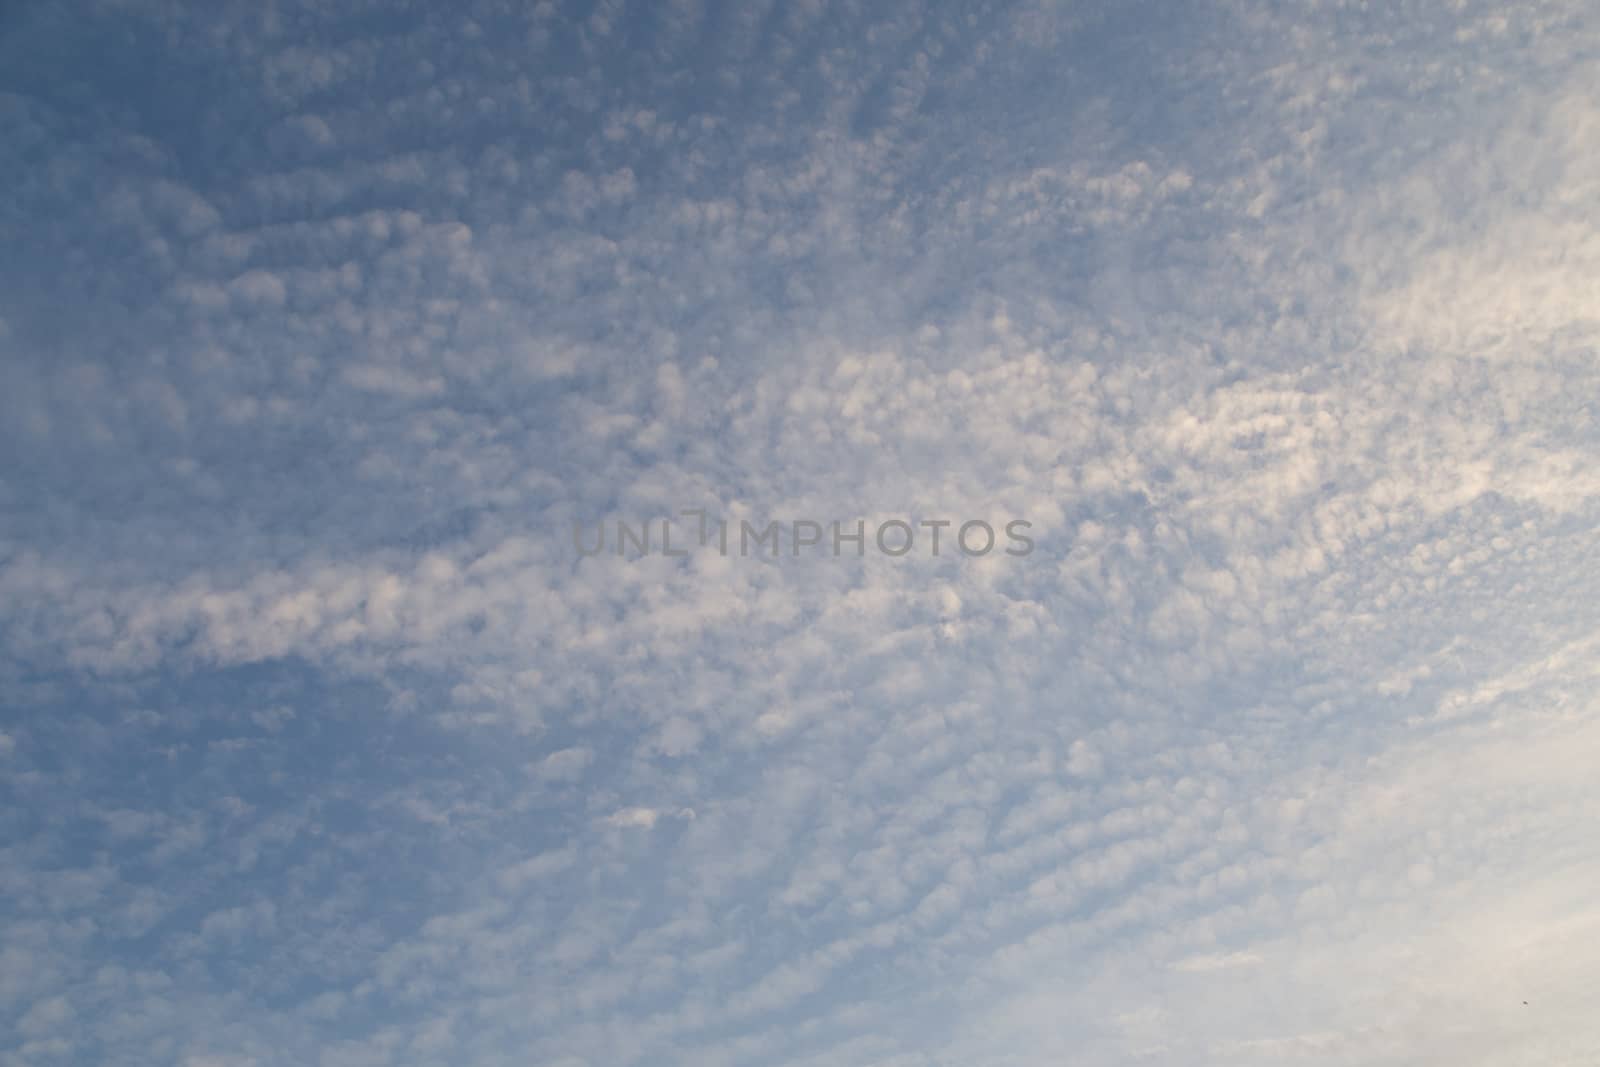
{"left": 2, "top": 1, "right": 1599, "bottom": 1064}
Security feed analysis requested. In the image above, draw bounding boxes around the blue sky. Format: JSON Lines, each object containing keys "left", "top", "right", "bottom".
{"left": 3, "top": 1, "right": 1600, "bottom": 1064}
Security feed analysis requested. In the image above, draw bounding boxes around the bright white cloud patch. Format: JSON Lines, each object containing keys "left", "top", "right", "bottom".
{"left": 2, "top": 1, "right": 1599, "bottom": 1065}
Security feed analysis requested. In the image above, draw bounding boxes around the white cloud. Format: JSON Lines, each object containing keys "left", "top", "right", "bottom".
{"left": 1, "top": 2, "right": 1598, "bottom": 1065}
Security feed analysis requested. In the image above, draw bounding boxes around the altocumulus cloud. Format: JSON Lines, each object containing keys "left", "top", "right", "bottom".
{"left": 3, "top": 1, "right": 1600, "bottom": 1065}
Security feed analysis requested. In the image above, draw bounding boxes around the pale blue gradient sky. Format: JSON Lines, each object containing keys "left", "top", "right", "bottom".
{"left": 3, "top": 2, "right": 1600, "bottom": 1065}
